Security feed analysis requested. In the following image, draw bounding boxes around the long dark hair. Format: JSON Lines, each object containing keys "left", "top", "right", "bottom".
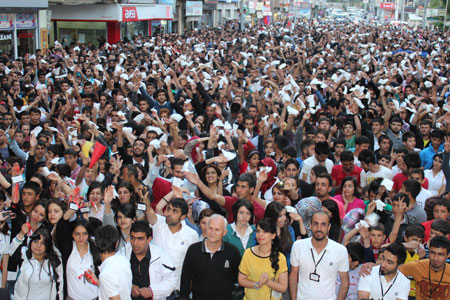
{"left": 264, "top": 202, "right": 293, "bottom": 255}
{"left": 340, "top": 176, "right": 360, "bottom": 198}
{"left": 321, "top": 200, "right": 341, "bottom": 242}
{"left": 257, "top": 218, "right": 281, "bottom": 276}
{"left": 26, "top": 228, "right": 61, "bottom": 281}
{"left": 232, "top": 199, "right": 254, "bottom": 225}
{"left": 86, "top": 181, "right": 104, "bottom": 202}
{"left": 112, "top": 181, "right": 137, "bottom": 212}
{"left": 114, "top": 204, "right": 136, "bottom": 241}
{"left": 71, "top": 220, "right": 102, "bottom": 269}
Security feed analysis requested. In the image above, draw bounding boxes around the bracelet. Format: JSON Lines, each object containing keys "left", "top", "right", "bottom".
{"left": 162, "top": 197, "right": 169, "bottom": 204}
{"left": 254, "top": 281, "right": 260, "bottom": 290}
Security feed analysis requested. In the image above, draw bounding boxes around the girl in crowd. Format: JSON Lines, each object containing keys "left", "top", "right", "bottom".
{"left": 424, "top": 153, "right": 446, "bottom": 196}
{"left": 334, "top": 176, "right": 365, "bottom": 213}
{"left": 224, "top": 200, "right": 256, "bottom": 256}
{"left": 321, "top": 199, "right": 342, "bottom": 242}
{"left": 10, "top": 227, "right": 63, "bottom": 300}
{"left": 56, "top": 216, "right": 101, "bottom": 300}
{"left": 264, "top": 202, "right": 296, "bottom": 269}
{"left": 111, "top": 180, "right": 137, "bottom": 212}
{"left": 103, "top": 186, "right": 136, "bottom": 256}
{"left": 238, "top": 218, "right": 288, "bottom": 300}
{"left": 86, "top": 181, "right": 105, "bottom": 221}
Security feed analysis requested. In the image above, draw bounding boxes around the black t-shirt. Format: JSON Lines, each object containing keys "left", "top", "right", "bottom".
{"left": 130, "top": 248, "right": 151, "bottom": 300}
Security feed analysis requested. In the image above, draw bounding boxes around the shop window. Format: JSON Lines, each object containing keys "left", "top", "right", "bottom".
{"left": 0, "top": 31, "right": 13, "bottom": 56}
{"left": 17, "top": 29, "right": 35, "bottom": 57}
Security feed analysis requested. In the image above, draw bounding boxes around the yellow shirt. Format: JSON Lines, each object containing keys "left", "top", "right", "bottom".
{"left": 239, "top": 247, "right": 288, "bottom": 300}
{"left": 405, "top": 251, "right": 420, "bottom": 297}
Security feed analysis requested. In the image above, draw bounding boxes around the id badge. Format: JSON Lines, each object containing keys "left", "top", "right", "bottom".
{"left": 309, "top": 272, "right": 320, "bottom": 282}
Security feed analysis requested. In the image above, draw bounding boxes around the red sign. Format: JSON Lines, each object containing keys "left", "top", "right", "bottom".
{"left": 381, "top": 3, "right": 395, "bottom": 10}
{"left": 122, "top": 6, "right": 138, "bottom": 22}
{"left": 18, "top": 32, "right": 33, "bottom": 38}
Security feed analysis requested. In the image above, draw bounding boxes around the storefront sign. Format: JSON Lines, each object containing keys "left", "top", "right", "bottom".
{"left": 380, "top": 3, "right": 395, "bottom": 9}
{"left": 40, "top": 28, "right": 48, "bottom": 53}
{"left": 186, "top": 1, "right": 203, "bottom": 16}
{"left": 0, "top": 14, "right": 13, "bottom": 29}
{"left": 256, "top": 2, "right": 263, "bottom": 10}
{"left": 0, "top": 33, "right": 12, "bottom": 41}
{"left": 122, "top": 7, "right": 139, "bottom": 22}
{"left": 16, "top": 13, "right": 36, "bottom": 28}
{"left": 51, "top": 4, "right": 173, "bottom": 22}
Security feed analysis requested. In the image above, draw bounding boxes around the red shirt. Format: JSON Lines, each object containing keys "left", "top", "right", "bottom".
{"left": 331, "top": 164, "right": 362, "bottom": 193}
{"left": 224, "top": 196, "right": 265, "bottom": 224}
{"left": 421, "top": 219, "right": 450, "bottom": 242}
{"left": 393, "top": 173, "right": 429, "bottom": 192}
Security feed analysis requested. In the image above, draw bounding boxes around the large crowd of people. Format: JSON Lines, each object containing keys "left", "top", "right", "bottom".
{"left": 0, "top": 19, "right": 449, "bottom": 300}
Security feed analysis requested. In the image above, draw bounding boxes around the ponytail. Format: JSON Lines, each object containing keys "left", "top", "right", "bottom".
{"left": 270, "top": 236, "right": 281, "bottom": 275}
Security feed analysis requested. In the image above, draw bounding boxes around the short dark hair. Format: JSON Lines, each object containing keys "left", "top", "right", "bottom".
{"left": 385, "top": 243, "right": 407, "bottom": 265}
{"left": 169, "top": 198, "right": 189, "bottom": 216}
{"left": 340, "top": 150, "right": 354, "bottom": 162}
{"left": 347, "top": 242, "right": 365, "bottom": 264}
{"left": 284, "top": 158, "right": 299, "bottom": 170}
{"left": 402, "top": 131, "right": 416, "bottom": 142}
{"left": 429, "top": 236, "right": 450, "bottom": 254}
{"left": 238, "top": 173, "right": 256, "bottom": 189}
{"left": 171, "top": 158, "right": 185, "bottom": 169}
{"left": 315, "top": 142, "right": 330, "bottom": 155}
{"left": 434, "top": 198, "right": 450, "bottom": 212}
{"left": 95, "top": 225, "right": 120, "bottom": 253}
{"left": 431, "top": 220, "right": 450, "bottom": 236}
{"left": 404, "top": 224, "right": 425, "bottom": 239}
{"left": 22, "top": 181, "right": 41, "bottom": 196}
{"left": 392, "top": 192, "right": 410, "bottom": 207}
{"left": 409, "top": 168, "right": 424, "bottom": 180}
{"left": 130, "top": 220, "right": 153, "bottom": 238}
{"left": 370, "top": 223, "right": 386, "bottom": 235}
{"left": 358, "top": 150, "right": 376, "bottom": 165}
{"left": 334, "top": 138, "right": 346, "bottom": 148}
{"left": 355, "top": 136, "right": 370, "bottom": 146}
{"left": 403, "top": 152, "right": 421, "bottom": 169}
{"left": 315, "top": 173, "right": 332, "bottom": 186}
{"left": 402, "top": 179, "right": 421, "bottom": 199}
{"left": 63, "top": 148, "right": 78, "bottom": 157}
{"left": 283, "top": 146, "right": 297, "bottom": 158}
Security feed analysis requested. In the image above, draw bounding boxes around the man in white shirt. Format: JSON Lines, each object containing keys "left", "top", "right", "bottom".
{"left": 87, "top": 225, "right": 132, "bottom": 300}
{"left": 408, "top": 169, "right": 433, "bottom": 208}
{"left": 358, "top": 243, "right": 410, "bottom": 300}
{"left": 300, "top": 142, "right": 334, "bottom": 183}
{"left": 289, "top": 211, "right": 350, "bottom": 300}
{"left": 145, "top": 197, "right": 199, "bottom": 296}
{"left": 358, "top": 149, "right": 394, "bottom": 188}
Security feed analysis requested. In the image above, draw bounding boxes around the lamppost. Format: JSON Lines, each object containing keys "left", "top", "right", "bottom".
{"left": 444, "top": 0, "right": 448, "bottom": 30}
{"left": 423, "top": 0, "right": 428, "bottom": 28}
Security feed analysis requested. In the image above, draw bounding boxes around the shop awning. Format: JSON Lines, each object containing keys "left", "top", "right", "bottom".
{"left": 186, "top": 16, "right": 202, "bottom": 22}
{"left": 1, "top": 0, "right": 48, "bottom": 10}
{"left": 50, "top": 3, "right": 173, "bottom": 22}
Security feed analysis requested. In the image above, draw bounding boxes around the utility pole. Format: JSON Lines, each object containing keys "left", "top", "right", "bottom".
{"left": 444, "top": 0, "right": 449, "bottom": 30}
{"left": 240, "top": 0, "right": 245, "bottom": 31}
{"left": 423, "top": 0, "right": 428, "bottom": 28}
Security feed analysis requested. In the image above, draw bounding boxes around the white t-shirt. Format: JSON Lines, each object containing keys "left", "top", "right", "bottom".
{"left": 300, "top": 155, "right": 334, "bottom": 183}
{"left": 98, "top": 253, "right": 132, "bottom": 300}
{"left": 151, "top": 214, "right": 199, "bottom": 289}
{"left": 424, "top": 169, "right": 446, "bottom": 196}
{"left": 360, "top": 165, "right": 394, "bottom": 188}
{"left": 416, "top": 188, "right": 433, "bottom": 209}
{"left": 290, "top": 237, "right": 349, "bottom": 300}
{"left": 358, "top": 265, "right": 410, "bottom": 300}
{"left": 336, "top": 265, "right": 361, "bottom": 300}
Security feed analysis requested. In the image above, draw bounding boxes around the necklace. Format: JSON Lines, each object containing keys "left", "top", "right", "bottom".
{"left": 428, "top": 263, "right": 446, "bottom": 300}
